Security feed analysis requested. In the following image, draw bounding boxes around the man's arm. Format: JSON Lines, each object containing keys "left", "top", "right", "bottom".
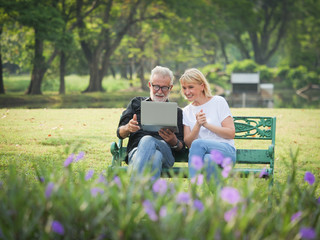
{"left": 118, "top": 114, "right": 140, "bottom": 139}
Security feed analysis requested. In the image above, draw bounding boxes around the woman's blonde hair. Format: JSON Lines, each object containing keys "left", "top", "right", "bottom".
{"left": 179, "top": 68, "right": 212, "bottom": 98}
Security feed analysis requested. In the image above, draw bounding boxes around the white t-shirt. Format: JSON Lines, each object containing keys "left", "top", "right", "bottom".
{"left": 183, "top": 96, "right": 235, "bottom": 148}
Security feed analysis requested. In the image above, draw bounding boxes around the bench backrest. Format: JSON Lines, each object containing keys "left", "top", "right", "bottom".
{"left": 234, "top": 117, "right": 276, "bottom": 166}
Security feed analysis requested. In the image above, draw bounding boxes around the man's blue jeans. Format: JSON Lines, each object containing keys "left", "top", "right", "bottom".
{"left": 188, "top": 139, "right": 236, "bottom": 180}
{"left": 128, "top": 135, "right": 175, "bottom": 179}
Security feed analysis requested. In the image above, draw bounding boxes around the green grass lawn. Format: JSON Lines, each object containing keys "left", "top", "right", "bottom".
{"left": 1, "top": 108, "right": 319, "bottom": 191}
{"left": 2, "top": 74, "right": 140, "bottom": 93}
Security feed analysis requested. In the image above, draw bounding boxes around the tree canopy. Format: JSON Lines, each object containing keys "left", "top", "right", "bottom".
{"left": 0, "top": 0, "right": 319, "bottom": 94}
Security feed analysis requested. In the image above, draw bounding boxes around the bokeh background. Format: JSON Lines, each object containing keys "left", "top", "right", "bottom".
{"left": 0, "top": 0, "right": 319, "bottom": 108}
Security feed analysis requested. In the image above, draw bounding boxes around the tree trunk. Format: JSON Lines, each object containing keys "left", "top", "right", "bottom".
{"left": 27, "top": 29, "right": 46, "bottom": 95}
{"left": 59, "top": 51, "right": 66, "bottom": 94}
{"left": 120, "top": 64, "right": 128, "bottom": 79}
{"left": 0, "top": 25, "right": 5, "bottom": 94}
{"left": 0, "top": 53, "right": 4, "bottom": 94}
{"left": 129, "top": 60, "right": 133, "bottom": 80}
{"left": 137, "top": 62, "right": 148, "bottom": 91}
{"left": 219, "top": 36, "right": 229, "bottom": 65}
{"left": 109, "top": 65, "right": 116, "bottom": 78}
{"left": 83, "top": 58, "right": 104, "bottom": 92}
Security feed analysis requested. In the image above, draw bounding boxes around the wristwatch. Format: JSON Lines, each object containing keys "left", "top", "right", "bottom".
{"left": 171, "top": 139, "right": 180, "bottom": 149}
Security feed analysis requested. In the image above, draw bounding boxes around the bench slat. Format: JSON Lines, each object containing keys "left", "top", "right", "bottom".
{"left": 236, "top": 149, "right": 272, "bottom": 164}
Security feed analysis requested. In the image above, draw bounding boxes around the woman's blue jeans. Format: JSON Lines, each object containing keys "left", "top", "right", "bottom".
{"left": 128, "top": 135, "right": 175, "bottom": 179}
{"left": 188, "top": 139, "right": 236, "bottom": 180}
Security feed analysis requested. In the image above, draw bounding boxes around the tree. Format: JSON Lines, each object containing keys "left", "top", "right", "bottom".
{"left": 285, "top": 0, "right": 320, "bottom": 71}
{"left": 56, "top": 0, "right": 99, "bottom": 94}
{"left": 0, "top": 24, "right": 4, "bottom": 94}
{"left": 1, "top": 0, "right": 65, "bottom": 94}
{"left": 212, "top": 0, "right": 292, "bottom": 65}
{"left": 0, "top": 8, "right": 11, "bottom": 94}
{"left": 76, "top": 0, "right": 166, "bottom": 92}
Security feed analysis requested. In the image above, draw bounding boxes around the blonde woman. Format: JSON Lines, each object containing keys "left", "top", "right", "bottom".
{"left": 179, "top": 68, "right": 236, "bottom": 179}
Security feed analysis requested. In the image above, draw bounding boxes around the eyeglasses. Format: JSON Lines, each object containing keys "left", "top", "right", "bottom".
{"left": 151, "top": 84, "right": 171, "bottom": 92}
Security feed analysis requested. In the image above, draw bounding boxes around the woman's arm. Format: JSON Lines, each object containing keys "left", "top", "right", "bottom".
{"left": 203, "top": 116, "right": 235, "bottom": 139}
{"left": 183, "top": 123, "right": 201, "bottom": 148}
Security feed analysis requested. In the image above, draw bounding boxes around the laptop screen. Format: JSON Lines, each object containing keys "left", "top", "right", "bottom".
{"left": 141, "top": 101, "right": 179, "bottom": 133}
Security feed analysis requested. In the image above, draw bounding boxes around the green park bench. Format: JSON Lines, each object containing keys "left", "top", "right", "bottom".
{"left": 110, "top": 116, "right": 276, "bottom": 180}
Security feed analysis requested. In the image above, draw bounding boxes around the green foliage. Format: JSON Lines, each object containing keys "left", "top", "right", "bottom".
{"left": 1, "top": 0, "right": 64, "bottom": 42}
{"left": 199, "top": 64, "right": 230, "bottom": 89}
{"left": 284, "top": 0, "right": 320, "bottom": 72}
{"left": 0, "top": 150, "right": 319, "bottom": 239}
{"left": 256, "top": 65, "right": 275, "bottom": 83}
{"left": 275, "top": 65, "right": 320, "bottom": 89}
{"left": 226, "top": 59, "right": 258, "bottom": 74}
{"left": 1, "top": 24, "right": 34, "bottom": 73}
{"left": 2, "top": 0, "right": 319, "bottom": 92}
{"left": 287, "top": 66, "right": 309, "bottom": 89}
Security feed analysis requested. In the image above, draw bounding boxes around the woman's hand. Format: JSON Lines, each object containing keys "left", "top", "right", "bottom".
{"left": 196, "top": 109, "right": 207, "bottom": 126}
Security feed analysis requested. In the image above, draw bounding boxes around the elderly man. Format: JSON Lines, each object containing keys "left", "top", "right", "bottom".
{"left": 117, "top": 66, "right": 184, "bottom": 178}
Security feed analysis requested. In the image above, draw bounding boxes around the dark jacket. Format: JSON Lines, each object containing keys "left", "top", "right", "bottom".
{"left": 116, "top": 96, "right": 184, "bottom": 163}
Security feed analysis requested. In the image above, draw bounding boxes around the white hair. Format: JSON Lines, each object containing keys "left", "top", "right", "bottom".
{"left": 150, "top": 66, "right": 174, "bottom": 85}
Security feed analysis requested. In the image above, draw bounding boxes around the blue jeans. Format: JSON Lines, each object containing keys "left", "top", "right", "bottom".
{"left": 188, "top": 139, "right": 236, "bottom": 180}
{"left": 128, "top": 136, "right": 175, "bottom": 179}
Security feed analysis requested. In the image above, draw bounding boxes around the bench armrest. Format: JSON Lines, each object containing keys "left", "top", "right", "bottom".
{"left": 110, "top": 141, "right": 119, "bottom": 156}
{"left": 268, "top": 144, "right": 275, "bottom": 158}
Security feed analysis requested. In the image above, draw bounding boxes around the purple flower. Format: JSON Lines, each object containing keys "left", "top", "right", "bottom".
{"left": 75, "top": 151, "right": 85, "bottom": 162}
{"left": 64, "top": 153, "right": 74, "bottom": 167}
{"left": 91, "top": 187, "right": 104, "bottom": 197}
{"left": 52, "top": 220, "right": 64, "bottom": 235}
{"left": 45, "top": 182, "right": 55, "bottom": 199}
{"left": 191, "top": 174, "right": 204, "bottom": 185}
{"left": 143, "top": 200, "right": 158, "bottom": 221}
{"left": 210, "top": 150, "right": 224, "bottom": 165}
{"left": 85, "top": 169, "right": 94, "bottom": 181}
{"left": 152, "top": 179, "right": 167, "bottom": 195}
{"left": 193, "top": 199, "right": 204, "bottom": 212}
{"left": 97, "top": 173, "right": 107, "bottom": 184}
{"left": 191, "top": 155, "right": 203, "bottom": 171}
{"left": 304, "top": 172, "right": 315, "bottom": 185}
{"left": 113, "top": 176, "right": 122, "bottom": 188}
{"left": 259, "top": 168, "right": 269, "bottom": 178}
{"left": 222, "top": 157, "right": 232, "bottom": 168}
{"left": 38, "top": 176, "right": 45, "bottom": 182}
{"left": 299, "top": 227, "right": 316, "bottom": 239}
{"left": 220, "top": 187, "right": 241, "bottom": 205}
{"left": 159, "top": 206, "right": 167, "bottom": 218}
{"left": 291, "top": 211, "right": 302, "bottom": 222}
{"left": 222, "top": 165, "right": 232, "bottom": 178}
{"left": 176, "top": 192, "right": 191, "bottom": 205}
{"left": 317, "top": 197, "right": 320, "bottom": 204}
{"left": 224, "top": 207, "right": 237, "bottom": 222}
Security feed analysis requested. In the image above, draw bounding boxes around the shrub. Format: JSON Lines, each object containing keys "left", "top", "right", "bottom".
{"left": 200, "top": 64, "right": 230, "bottom": 89}
{"left": 0, "top": 151, "right": 319, "bottom": 239}
{"left": 226, "top": 59, "right": 258, "bottom": 74}
{"left": 257, "top": 65, "right": 275, "bottom": 83}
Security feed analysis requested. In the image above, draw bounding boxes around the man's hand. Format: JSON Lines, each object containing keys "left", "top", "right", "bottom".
{"left": 127, "top": 114, "right": 140, "bottom": 133}
{"left": 159, "top": 128, "right": 177, "bottom": 146}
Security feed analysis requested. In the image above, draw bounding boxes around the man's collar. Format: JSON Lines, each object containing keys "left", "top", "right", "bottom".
{"left": 147, "top": 97, "right": 169, "bottom": 102}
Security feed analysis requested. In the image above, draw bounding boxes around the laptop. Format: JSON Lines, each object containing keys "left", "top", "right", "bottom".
{"left": 141, "top": 101, "right": 179, "bottom": 133}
